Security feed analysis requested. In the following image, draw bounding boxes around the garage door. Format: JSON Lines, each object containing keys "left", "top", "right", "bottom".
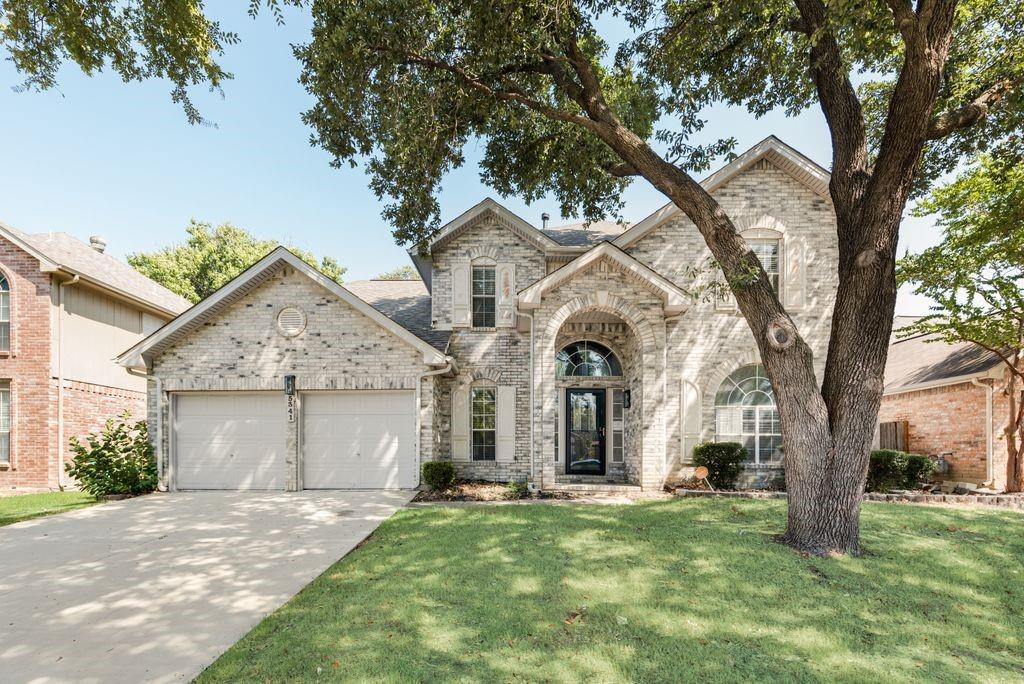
{"left": 302, "top": 391, "right": 416, "bottom": 489}
{"left": 173, "top": 393, "right": 287, "bottom": 490}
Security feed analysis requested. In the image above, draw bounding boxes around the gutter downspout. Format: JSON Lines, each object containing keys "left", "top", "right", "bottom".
{"left": 518, "top": 310, "right": 536, "bottom": 488}
{"left": 56, "top": 274, "right": 79, "bottom": 489}
{"left": 972, "top": 378, "right": 995, "bottom": 485}
{"left": 416, "top": 360, "right": 454, "bottom": 487}
{"left": 127, "top": 367, "right": 164, "bottom": 491}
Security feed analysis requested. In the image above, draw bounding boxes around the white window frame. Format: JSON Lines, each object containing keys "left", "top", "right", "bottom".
{"left": 0, "top": 380, "right": 11, "bottom": 465}
{"left": 0, "top": 272, "right": 11, "bottom": 354}
{"left": 471, "top": 266, "right": 496, "bottom": 329}
{"left": 749, "top": 238, "right": 781, "bottom": 294}
{"left": 714, "top": 364, "right": 782, "bottom": 465}
{"left": 471, "top": 385, "right": 496, "bottom": 461}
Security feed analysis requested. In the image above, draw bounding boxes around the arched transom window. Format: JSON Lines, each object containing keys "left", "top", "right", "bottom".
{"left": 715, "top": 364, "right": 782, "bottom": 464}
{"left": 555, "top": 341, "right": 622, "bottom": 377}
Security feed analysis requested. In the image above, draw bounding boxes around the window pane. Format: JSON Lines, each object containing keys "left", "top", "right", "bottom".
{"left": 0, "top": 322, "right": 8, "bottom": 353}
{"left": 0, "top": 383, "right": 9, "bottom": 464}
{"left": 471, "top": 387, "right": 496, "bottom": 460}
{"left": 472, "top": 267, "right": 495, "bottom": 295}
{"left": 472, "top": 297, "right": 495, "bottom": 327}
{"left": 0, "top": 291, "right": 9, "bottom": 321}
{"left": 555, "top": 341, "right": 621, "bottom": 377}
{"left": 750, "top": 240, "right": 780, "bottom": 293}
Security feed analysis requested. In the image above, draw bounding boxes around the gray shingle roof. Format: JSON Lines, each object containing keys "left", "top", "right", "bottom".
{"left": 542, "top": 220, "right": 627, "bottom": 246}
{"left": 343, "top": 279, "right": 450, "bottom": 353}
{"left": 884, "top": 330, "right": 1003, "bottom": 393}
{"left": 2, "top": 224, "right": 190, "bottom": 315}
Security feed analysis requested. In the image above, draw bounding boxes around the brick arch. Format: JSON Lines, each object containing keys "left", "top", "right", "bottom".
{"left": 732, "top": 213, "right": 788, "bottom": 236}
{"left": 455, "top": 366, "right": 504, "bottom": 387}
{"left": 466, "top": 245, "right": 500, "bottom": 262}
{"left": 544, "top": 293, "right": 657, "bottom": 354}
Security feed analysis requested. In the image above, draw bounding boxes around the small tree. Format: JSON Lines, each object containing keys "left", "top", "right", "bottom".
{"left": 899, "top": 149, "right": 1024, "bottom": 492}
{"left": 376, "top": 265, "right": 420, "bottom": 280}
{"left": 66, "top": 411, "right": 157, "bottom": 497}
{"left": 128, "top": 220, "right": 346, "bottom": 303}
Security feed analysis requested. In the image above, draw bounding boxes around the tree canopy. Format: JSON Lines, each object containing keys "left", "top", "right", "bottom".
{"left": 128, "top": 220, "right": 345, "bottom": 303}
{"left": 899, "top": 148, "right": 1024, "bottom": 490}
{"left": 376, "top": 265, "right": 420, "bottom": 280}
{"left": 296, "top": 0, "right": 1023, "bottom": 245}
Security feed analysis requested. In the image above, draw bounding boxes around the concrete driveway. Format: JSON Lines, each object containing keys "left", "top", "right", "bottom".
{"left": 0, "top": 490, "right": 415, "bottom": 683}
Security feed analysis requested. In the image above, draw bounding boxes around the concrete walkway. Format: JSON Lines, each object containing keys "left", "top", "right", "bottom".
{"left": 0, "top": 490, "right": 415, "bottom": 683}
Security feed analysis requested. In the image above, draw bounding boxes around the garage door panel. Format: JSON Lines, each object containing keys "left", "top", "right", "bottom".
{"left": 302, "top": 391, "right": 415, "bottom": 490}
{"left": 174, "top": 394, "right": 287, "bottom": 490}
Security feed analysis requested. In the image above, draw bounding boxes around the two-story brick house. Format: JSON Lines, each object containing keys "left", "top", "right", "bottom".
{"left": 0, "top": 222, "right": 189, "bottom": 490}
{"left": 119, "top": 137, "right": 838, "bottom": 492}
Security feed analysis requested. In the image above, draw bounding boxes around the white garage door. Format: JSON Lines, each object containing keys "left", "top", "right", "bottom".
{"left": 173, "top": 393, "right": 287, "bottom": 490}
{"left": 302, "top": 391, "right": 416, "bottom": 489}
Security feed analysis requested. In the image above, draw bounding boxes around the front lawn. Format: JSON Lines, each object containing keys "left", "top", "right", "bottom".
{"left": 0, "top": 491, "right": 97, "bottom": 527}
{"left": 199, "top": 499, "right": 1024, "bottom": 682}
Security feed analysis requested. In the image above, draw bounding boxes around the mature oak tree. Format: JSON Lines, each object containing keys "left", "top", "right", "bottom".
{"left": 900, "top": 149, "right": 1024, "bottom": 492}
{"left": 295, "top": 0, "right": 1022, "bottom": 554}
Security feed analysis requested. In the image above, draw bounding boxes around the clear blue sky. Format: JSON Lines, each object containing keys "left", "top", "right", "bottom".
{"left": 0, "top": 6, "right": 935, "bottom": 313}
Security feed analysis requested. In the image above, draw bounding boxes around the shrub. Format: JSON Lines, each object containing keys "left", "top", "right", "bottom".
{"left": 692, "top": 442, "right": 746, "bottom": 489}
{"left": 65, "top": 411, "right": 156, "bottom": 497}
{"left": 866, "top": 450, "right": 910, "bottom": 492}
{"left": 903, "top": 453, "right": 936, "bottom": 488}
{"left": 504, "top": 481, "right": 530, "bottom": 500}
{"left": 421, "top": 461, "right": 456, "bottom": 490}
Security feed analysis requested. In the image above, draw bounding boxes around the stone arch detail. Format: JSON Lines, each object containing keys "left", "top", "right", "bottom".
{"left": 732, "top": 213, "right": 788, "bottom": 236}
{"left": 544, "top": 293, "right": 657, "bottom": 353}
{"left": 466, "top": 245, "right": 500, "bottom": 262}
{"left": 456, "top": 366, "right": 504, "bottom": 387}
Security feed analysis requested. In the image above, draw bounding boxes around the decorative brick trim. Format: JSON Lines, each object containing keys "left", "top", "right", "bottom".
{"left": 63, "top": 380, "right": 146, "bottom": 400}
{"left": 545, "top": 292, "right": 657, "bottom": 353}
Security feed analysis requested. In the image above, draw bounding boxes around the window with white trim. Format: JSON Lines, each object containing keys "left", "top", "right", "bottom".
{"left": 0, "top": 381, "right": 10, "bottom": 464}
{"left": 555, "top": 341, "right": 622, "bottom": 377}
{"left": 749, "top": 239, "right": 781, "bottom": 293}
{"left": 715, "top": 364, "right": 782, "bottom": 464}
{"left": 471, "top": 266, "right": 496, "bottom": 328}
{"left": 471, "top": 386, "right": 496, "bottom": 461}
{"left": 0, "top": 273, "right": 10, "bottom": 352}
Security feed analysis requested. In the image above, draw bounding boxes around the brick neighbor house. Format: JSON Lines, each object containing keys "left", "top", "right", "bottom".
{"left": 879, "top": 317, "right": 1009, "bottom": 490}
{"left": 0, "top": 221, "right": 189, "bottom": 491}
{"left": 118, "top": 136, "right": 840, "bottom": 493}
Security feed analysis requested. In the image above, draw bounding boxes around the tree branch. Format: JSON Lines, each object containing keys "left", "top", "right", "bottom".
{"left": 602, "top": 161, "right": 639, "bottom": 177}
{"left": 927, "top": 78, "right": 1018, "bottom": 139}
{"left": 884, "top": 0, "right": 916, "bottom": 40}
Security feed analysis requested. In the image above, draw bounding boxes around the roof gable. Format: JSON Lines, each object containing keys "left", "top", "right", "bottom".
{"left": 427, "top": 198, "right": 560, "bottom": 253}
{"left": 117, "top": 247, "right": 448, "bottom": 370}
{"left": 614, "top": 136, "right": 831, "bottom": 249}
{"left": 518, "top": 242, "right": 690, "bottom": 314}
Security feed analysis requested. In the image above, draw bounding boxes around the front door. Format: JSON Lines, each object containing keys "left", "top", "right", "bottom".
{"left": 566, "top": 388, "right": 606, "bottom": 475}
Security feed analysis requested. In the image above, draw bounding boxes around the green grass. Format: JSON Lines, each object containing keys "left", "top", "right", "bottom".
{"left": 199, "top": 499, "right": 1024, "bottom": 683}
{"left": 0, "top": 491, "right": 97, "bottom": 527}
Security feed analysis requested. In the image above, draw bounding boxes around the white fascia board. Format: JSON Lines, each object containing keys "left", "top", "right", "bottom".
{"left": 427, "top": 198, "right": 560, "bottom": 251}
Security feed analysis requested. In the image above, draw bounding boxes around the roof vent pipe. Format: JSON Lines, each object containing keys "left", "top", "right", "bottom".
{"left": 89, "top": 235, "right": 107, "bottom": 253}
{"left": 541, "top": 212, "right": 550, "bottom": 230}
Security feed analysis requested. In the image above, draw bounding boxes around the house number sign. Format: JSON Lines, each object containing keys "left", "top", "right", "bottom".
{"left": 286, "top": 394, "right": 296, "bottom": 423}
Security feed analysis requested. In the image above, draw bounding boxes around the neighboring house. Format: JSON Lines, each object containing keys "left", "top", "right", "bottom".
{"left": 118, "top": 136, "right": 838, "bottom": 492}
{"left": 0, "top": 223, "right": 190, "bottom": 490}
{"left": 880, "top": 317, "right": 1008, "bottom": 490}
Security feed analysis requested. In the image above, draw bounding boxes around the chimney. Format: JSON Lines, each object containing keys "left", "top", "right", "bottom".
{"left": 541, "top": 212, "right": 550, "bottom": 230}
{"left": 89, "top": 236, "right": 107, "bottom": 253}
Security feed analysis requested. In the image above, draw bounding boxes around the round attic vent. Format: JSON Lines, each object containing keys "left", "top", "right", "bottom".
{"left": 277, "top": 307, "right": 306, "bottom": 337}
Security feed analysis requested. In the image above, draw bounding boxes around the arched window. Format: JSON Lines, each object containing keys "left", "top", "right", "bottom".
{"left": 715, "top": 364, "right": 782, "bottom": 464}
{"left": 556, "top": 341, "right": 622, "bottom": 377}
{"left": 0, "top": 273, "right": 10, "bottom": 353}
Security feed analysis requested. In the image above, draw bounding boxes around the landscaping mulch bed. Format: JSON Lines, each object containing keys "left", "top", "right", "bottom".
{"left": 673, "top": 487, "right": 1024, "bottom": 509}
{"left": 414, "top": 481, "right": 571, "bottom": 502}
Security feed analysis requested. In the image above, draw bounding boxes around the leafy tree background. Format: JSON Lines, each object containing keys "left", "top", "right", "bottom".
{"left": 129, "top": 220, "right": 345, "bottom": 303}
{"left": 899, "top": 147, "right": 1024, "bottom": 491}
{"left": 376, "top": 265, "right": 420, "bottom": 280}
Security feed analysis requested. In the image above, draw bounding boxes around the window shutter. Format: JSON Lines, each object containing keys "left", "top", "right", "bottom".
{"left": 452, "top": 386, "right": 470, "bottom": 460}
{"left": 452, "top": 263, "right": 470, "bottom": 328}
{"left": 681, "top": 381, "right": 702, "bottom": 436}
{"left": 496, "top": 385, "right": 516, "bottom": 462}
{"left": 784, "top": 236, "right": 806, "bottom": 310}
{"left": 496, "top": 263, "right": 516, "bottom": 327}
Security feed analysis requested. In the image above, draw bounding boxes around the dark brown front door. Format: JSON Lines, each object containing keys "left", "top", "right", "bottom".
{"left": 566, "top": 388, "right": 605, "bottom": 475}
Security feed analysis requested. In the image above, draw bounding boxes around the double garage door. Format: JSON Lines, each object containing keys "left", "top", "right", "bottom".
{"left": 172, "top": 391, "right": 416, "bottom": 490}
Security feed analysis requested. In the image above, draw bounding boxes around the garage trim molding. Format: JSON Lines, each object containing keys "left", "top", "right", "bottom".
{"left": 116, "top": 247, "right": 449, "bottom": 370}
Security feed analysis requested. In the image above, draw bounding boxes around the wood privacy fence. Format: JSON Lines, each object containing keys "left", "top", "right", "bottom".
{"left": 879, "top": 420, "right": 910, "bottom": 451}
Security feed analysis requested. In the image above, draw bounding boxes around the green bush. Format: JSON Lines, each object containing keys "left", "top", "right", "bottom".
{"left": 866, "top": 450, "right": 910, "bottom": 492}
{"left": 692, "top": 442, "right": 746, "bottom": 489}
{"left": 65, "top": 411, "right": 156, "bottom": 497}
{"left": 903, "top": 453, "right": 936, "bottom": 488}
{"left": 421, "top": 461, "right": 456, "bottom": 490}
{"left": 504, "top": 481, "right": 530, "bottom": 500}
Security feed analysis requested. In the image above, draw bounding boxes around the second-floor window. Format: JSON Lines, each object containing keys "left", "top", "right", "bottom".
{"left": 472, "top": 266, "right": 496, "bottom": 328}
{"left": 0, "top": 274, "right": 10, "bottom": 353}
{"left": 750, "top": 240, "right": 781, "bottom": 293}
